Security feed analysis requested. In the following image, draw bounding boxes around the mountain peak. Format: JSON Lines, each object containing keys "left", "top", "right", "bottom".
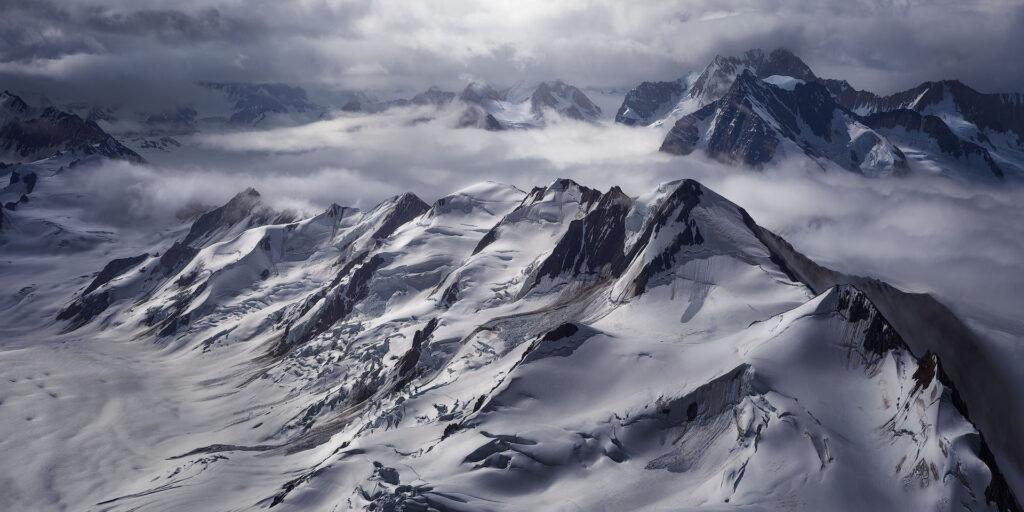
{"left": 617, "top": 48, "right": 821, "bottom": 128}
{"left": 181, "top": 187, "right": 265, "bottom": 247}
{"left": 0, "top": 93, "right": 143, "bottom": 164}
{"left": 368, "top": 192, "right": 430, "bottom": 240}
{"left": 689, "top": 48, "right": 818, "bottom": 111}
{"left": 410, "top": 87, "right": 456, "bottom": 107}
{"left": 459, "top": 82, "right": 503, "bottom": 103}
{"left": 529, "top": 82, "right": 602, "bottom": 122}
{"left": 546, "top": 177, "right": 589, "bottom": 193}
{"left": 662, "top": 69, "right": 909, "bottom": 174}
{"left": 758, "top": 48, "right": 816, "bottom": 81}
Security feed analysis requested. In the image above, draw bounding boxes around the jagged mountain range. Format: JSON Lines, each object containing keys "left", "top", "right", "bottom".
{"left": 2, "top": 161, "right": 1019, "bottom": 510}
{"left": 617, "top": 49, "right": 1024, "bottom": 180}
{"left": 0, "top": 91, "right": 143, "bottom": 165}
{"left": 659, "top": 70, "right": 909, "bottom": 175}
{"left": 21, "top": 79, "right": 603, "bottom": 159}
{"left": 6, "top": 47, "right": 1021, "bottom": 183}
{"left": 329, "top": 80, "right": 602, "bottom": 129}
{"left": 55, "top": 79, "right": 602, "bottom": 148}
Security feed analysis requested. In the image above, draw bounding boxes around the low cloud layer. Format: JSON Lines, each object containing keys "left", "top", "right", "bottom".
{"left": 3, "top": 0, "right": 1024, "bottom": 110}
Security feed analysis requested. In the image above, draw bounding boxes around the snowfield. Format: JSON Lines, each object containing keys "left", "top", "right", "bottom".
{"left": 1, "top": 157, "right": 1020, "bottom": 511}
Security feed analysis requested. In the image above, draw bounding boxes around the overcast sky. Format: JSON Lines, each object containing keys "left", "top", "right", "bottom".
{"left": 3, "top": 0, "right": 1024, "bottom": 108}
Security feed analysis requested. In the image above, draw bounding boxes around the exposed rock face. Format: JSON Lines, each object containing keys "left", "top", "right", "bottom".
{"left": 624, "top": 179, "right": 705, "bottom": 297}
{"left": 56, "top": 187, "right": 290, "bottom": 331}
{"left": 660, "top": 100, "right": 777, "bottom": 166}
{"left": 458, "top": 83, "right": 504, "bottom": 105}
{"left": 368, "top": 193, "right": 430, "bottom": 240}
{"left": 529, "top": 80, "right": 602, "bottom": 121}
{"left": 819, "top": 79, "right": 1024, "bottom": 168}
{"left": 276, "top": 253, "right": 387, "bottom": 355}
{"left": 531, "top": 186, "right": 632, "bottom": 287}
{"left": 615, "top": 79, "right": 687, "bottom": 126}
{"left": 686, "top": 48, "right": 817, "bottom": 108}
{"left": 615, "top": 48, "right": 818, "bottom": 127}
{"left": 827, "top": 80, "right": 1024, "bottom": 137}
{"left": 55, "top": 290, "right": 112, "bottom": 331}
{"left": 81, "top": 254, "right": 149, "bottom": 296}
{"left": 180, "top": 187, "right": 284, "bottom": 246}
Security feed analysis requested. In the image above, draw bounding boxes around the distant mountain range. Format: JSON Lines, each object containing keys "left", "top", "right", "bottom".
{"left": 0, "top": 91, "right": 142, "bottom": 165}
{"left": 3, "top": 48, "right": 1023, "bottom": 183}
{"left": 26, "top": 79, "right": 604, "bottom": 159}
{"left": 616, "top": 49, "right": 1024, "bottom": 180}
{"left": 57, "top": 79, "right": 602, "bottom": 142}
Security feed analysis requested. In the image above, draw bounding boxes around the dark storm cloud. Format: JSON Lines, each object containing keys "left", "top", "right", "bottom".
{"left": 2, "top": 0, "right": 1024, "bottom": 107}
{"left": 0, "top": 1, "right": 263, "bottom": 61}
{"left": 79, "top": 6, "right": 260, "bottom": 43}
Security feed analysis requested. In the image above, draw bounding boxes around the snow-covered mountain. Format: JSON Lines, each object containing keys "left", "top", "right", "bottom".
{"left": 617, "top": 49, "right": 1024, "bottom": 180}
{"left": 826, "top": 79, "right": 1024, "bottom": 178}
{"left": 197, "top": 82, "right": 326, "bottom": 126}
{"left": 660, "top": 71, "right": 909, "bottom": 175}
{"left": 48, "top": 78, "right": 602, "bottom": 161}
{"left": 0, "top": 92, "right": 145, "bottom": 230}
{"left": 340, "top": 80, "right": 603, "bottom": 129}
{"left": 3, "top": 166, "right": 1020, "bottom": 510}
{"left": 0, "top": 91, "right": 143, "bottom": 165}
{"left": 615, "top": 49, "right": 817, "bottom": 128}
{"left": 455, "top": 80, "right": 603, "bottom": 128}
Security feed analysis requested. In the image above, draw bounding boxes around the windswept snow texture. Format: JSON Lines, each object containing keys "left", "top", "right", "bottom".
{"left": 1, "top": 169, "right": 1020, "bottom": 511}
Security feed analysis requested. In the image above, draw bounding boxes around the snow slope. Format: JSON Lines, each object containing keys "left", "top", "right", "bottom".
{"left": 1, "top": 168, "right": 1019, "bottom": 511}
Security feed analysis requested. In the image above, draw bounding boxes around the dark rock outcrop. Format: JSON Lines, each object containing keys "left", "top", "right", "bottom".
{"left": 626, "top": 180, "right": 705, "bottom": 297}
{"left": 532, "top": 186, "right": 632, "bottom": 286}
{"left": 369, "top": 193, "right": 430, "bottom": 240}
{"left": 82, "top": 253, "right": 149, "bottom": 296}
{"left": 615, "top": 80, "right": 687, "bottom": 126}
